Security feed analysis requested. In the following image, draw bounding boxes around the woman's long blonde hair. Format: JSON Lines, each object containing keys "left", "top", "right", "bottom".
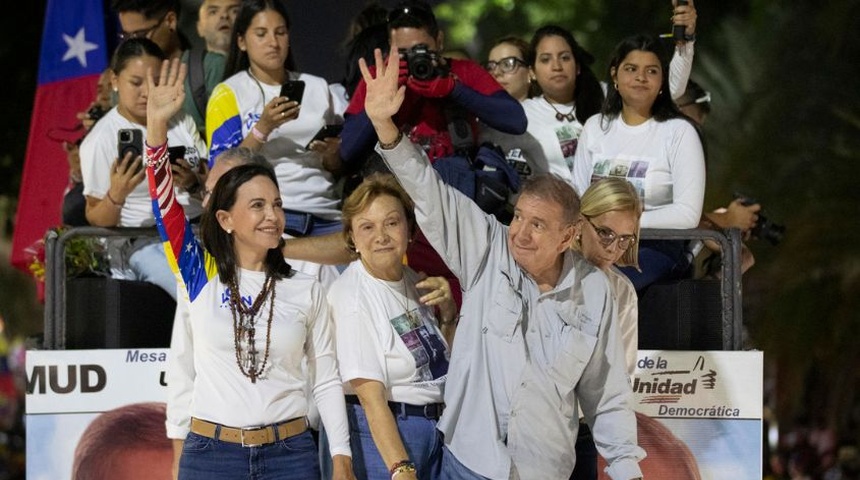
{"left": 573, "top": 178, "right": 642, "bottom": 268}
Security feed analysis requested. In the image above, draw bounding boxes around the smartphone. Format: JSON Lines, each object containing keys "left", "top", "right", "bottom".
{"left": 167, "top": 146, "right": 187, "bottom": 165}
{"left": 305, "top": 124, "right": 344, "bottom": 149}
{"left": 280, "top": 80, "right": 306, "bottom": 105}
{"left": 117, "top": 128, "right": 143, "bottom": 173}
{"left": 673, "top": 0, "right": 689, "bottom": 41}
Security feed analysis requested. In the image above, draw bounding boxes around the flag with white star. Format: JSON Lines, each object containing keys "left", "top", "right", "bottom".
{"left": 11, "top": 0, "right": 108, "bottom": 274}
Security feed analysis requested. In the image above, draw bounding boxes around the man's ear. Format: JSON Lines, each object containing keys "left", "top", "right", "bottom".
{"left": 436, "top": 31, "right": 445, "bottom": 52}
{"left": 559, "top": 221, "right": 577, "bottom": 252}
{"left": 165, "top": 10, "right": 178, "bottom": 31}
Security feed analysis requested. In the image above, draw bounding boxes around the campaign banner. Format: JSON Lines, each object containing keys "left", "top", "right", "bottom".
{"left": 25, "top": 349, "right": 171, "bottom": 480}
{"left": 622, "top": 350, "right": 764, "bottom": 480}
{"left": 26, "top": 349, "right": 761, "bottom": 479}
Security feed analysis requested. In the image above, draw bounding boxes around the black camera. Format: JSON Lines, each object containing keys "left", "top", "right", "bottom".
{"left": 734, "top": 193, "right": 786, "bottom": 246}
{"left": 87, "top": 104, "right": 106, "bottom": 123}
{"left": 400, "top": 44, "right": 449, "bottom": 81}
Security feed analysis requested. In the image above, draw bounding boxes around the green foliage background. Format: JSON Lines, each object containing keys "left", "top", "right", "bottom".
{"left": 436, "top": 0, "right": 860, "bottom": 443}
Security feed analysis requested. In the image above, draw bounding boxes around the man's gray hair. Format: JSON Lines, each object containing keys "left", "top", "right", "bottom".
{"left": 519, "top": 173, "right": 581, "bottom": 225}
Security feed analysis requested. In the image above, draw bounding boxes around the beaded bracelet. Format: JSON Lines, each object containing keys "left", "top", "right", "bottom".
{"left": 251, "top": 125, "right": 269, "bottom": 143}
{"left": 378, "top": 131, "right": 403, "bottom": 150}
{"left": 389, "top": 460, "right": 416, "bottom": 479}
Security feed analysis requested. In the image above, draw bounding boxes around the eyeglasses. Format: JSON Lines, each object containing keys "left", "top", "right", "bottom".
{"left": 118, "top": 12, "right": 168, "bottom": 41}
{"left": 584, "top": 217, "right": 637, "bottom": 250}
{"left": 387, "top": 5, "right": 437, "bottom": 27}
{"left": 484, "top": 57, "right": 527, "bottom": 75}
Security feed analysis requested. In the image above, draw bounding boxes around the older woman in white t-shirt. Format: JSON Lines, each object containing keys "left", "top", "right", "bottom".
{"left": 327, "top": 174, "right": 457, "bottom": 480}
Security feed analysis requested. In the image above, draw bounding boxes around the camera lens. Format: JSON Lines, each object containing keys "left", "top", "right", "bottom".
{"left": 120, "top": 131, "right": 131, "bottom": 141}
{"left": 411, "top": 59, "right": 435, "bottom": 80}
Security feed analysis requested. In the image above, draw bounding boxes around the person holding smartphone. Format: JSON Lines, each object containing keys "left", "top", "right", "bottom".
{"left": 79, "top": 38, "right": 207, "bottom": 299}
{"left": 206, "top": 0, "right": 343, "bottom": 238}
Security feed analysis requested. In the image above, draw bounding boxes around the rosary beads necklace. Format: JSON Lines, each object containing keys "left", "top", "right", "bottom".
{"left": 227, "top": 272, "right": 277, "bottom": 383}
{"left": 545, "top": 95, "right": 576, "bottom": 122}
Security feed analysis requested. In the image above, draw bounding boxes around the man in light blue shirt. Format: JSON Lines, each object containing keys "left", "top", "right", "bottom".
{"left": 363, "top": 46, "right": 645, "bottom": 480}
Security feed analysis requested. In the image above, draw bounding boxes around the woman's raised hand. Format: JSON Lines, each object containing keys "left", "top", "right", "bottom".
{"left": 359, "top": 46, "right": 406, "bottom": 128}
{"left": 146, "top": 59, "right": 187, "bottom": 131}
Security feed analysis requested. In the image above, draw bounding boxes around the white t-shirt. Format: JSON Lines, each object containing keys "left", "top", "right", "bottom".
{"left": 207, "top": 71, "right": 341, "bottom": 220}
{"left": 327, "top": 260, "right": 448, "bottom": 406}
{"left": 481, "top": 96, "right": 582, "bottom": 183}
{"left": 80, "top": 107, "right": 206, "bottom": 226}
{"left": 572, "top": 115, "right": 705, "bottom": 229}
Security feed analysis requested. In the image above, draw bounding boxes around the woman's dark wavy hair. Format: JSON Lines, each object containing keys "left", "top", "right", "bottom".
{"left": 224, "top": 0, "right": 296, "bottom": 79}
{"left": 528, "top": 25, "right": 603, "bottom": 124}
{"left": 200, "top": 163, "right": 292, "bottom": 284}
{"left": 342, "top": 24, "right": 389, "bottom": 98}
{"left": 601, "top": 34, "right": 684, "bottom": 127}
{"left": 110, "top": 38, "right": 166, "bottom": 75}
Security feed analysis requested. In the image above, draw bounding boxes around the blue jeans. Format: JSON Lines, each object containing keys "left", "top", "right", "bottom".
{"left": 619, "top": 239, "right": 691, "bottom": 293}
{"left": 569, "top": 423, "right": 597, "bottom": 480}
{"left": 283, "top": 209, "right": 342, "bottom": 238}
{"left": 440, "top": 446, "right": 491, "bottom": 480}
{"left": 344, "top": 402, "right": 442, "bottom": 480}
{"left": 178, "top": 430, "right": 320, "bottom": 480}
{"left": 128, "top": 241, "right": 178, "bottom": 300}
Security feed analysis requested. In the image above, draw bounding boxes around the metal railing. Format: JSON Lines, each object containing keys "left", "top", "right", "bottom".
{"left": 43, "top": 226, "right": 744, "bottom": 350}
{"left": 43, "top": 226, "right": 161, "bottom": 350}
{"left": 638, "top": 227, "right": 744, "bottom": 350}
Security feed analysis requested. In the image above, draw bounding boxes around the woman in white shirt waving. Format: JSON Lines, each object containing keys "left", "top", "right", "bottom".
{"left": 143, "top": 58, "right": 354, "bottom": 480}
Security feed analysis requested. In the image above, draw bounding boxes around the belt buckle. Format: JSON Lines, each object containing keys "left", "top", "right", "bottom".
{"left": 423, "top": 404, "right": 440, "bottom": 419}
{"left": 240, "top": 425, "right": 266, "bottom": 447}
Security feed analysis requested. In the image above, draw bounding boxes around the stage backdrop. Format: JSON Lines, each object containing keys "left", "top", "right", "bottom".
{"left": 26, "top": 349, "right": 762, "bottom": 479}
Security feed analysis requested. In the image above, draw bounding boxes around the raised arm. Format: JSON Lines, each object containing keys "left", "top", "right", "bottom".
{"left": 669, "top": 0, "right": 697, "bottom": 99}
{"left": 145, "top": 59, "right": 212, "bottom": 297}
{"left": 363, "top": 47, "right": 498, "bottom": 288}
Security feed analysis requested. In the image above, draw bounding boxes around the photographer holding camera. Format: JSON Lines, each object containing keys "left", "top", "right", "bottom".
{"left": 341, "top": 1, "right": 526, "bottom": 166}
{"left": 340, "top": 0, "right": 527, "bottom": 309}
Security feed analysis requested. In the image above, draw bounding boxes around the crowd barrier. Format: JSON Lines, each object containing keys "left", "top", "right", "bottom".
{"left": 41, "top": 226, "right": 744, "bottom": 351}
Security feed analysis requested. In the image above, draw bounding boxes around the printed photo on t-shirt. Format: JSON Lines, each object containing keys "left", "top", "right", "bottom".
{"left": 554, "top": 124, "right": 582, "bottom": 171}
{"left": 591, "top": 157, "right": 650, "bottom": 200}
{"left": 390, "top": 307, "right": 449, "bottom": 382}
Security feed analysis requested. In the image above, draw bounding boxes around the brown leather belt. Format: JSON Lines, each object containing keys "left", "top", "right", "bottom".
{"left": 190, "top": 417, "right": 308, "bottom": 447}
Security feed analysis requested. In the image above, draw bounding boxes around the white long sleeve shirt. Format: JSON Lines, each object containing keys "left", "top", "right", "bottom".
{"left": 572, "top": 115, "right": 705, "bottom": 229}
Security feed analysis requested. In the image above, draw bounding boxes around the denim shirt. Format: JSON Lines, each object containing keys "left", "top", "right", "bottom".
{"left": 379, "top": 140, "right": 645, "bottom": 480}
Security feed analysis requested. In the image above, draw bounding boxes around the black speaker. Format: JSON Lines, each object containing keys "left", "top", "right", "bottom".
{"left": 638, "top": 278, "right": 724, "bottom": 350}
{"left": 65, "top": 277, "right": 176, "bottom": 349}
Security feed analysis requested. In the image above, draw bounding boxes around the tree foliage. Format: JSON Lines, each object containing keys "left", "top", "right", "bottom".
{"left": 440, "top": 0, "right": 860, "bottom": 436}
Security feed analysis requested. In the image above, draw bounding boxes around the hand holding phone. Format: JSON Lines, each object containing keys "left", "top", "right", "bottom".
{"left": 280, "top": 80, "right": 306, "bottom": 106}
{"left": 305, "top": 124, "right": 344, "bottom": 150}
{"left": 117, "top": 128, "right": 143, "bottom": 174}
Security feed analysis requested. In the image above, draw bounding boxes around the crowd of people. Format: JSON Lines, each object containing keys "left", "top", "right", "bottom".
{"left": 49, "top": 0, "right": 781, "bottom": 479}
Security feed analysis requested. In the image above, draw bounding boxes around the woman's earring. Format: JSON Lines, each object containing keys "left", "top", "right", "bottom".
{"left": 226, "top": 229, "right": 232, "bottom": 235}
{"left": 613, "top": 82, "right": 618, "bottom": 90}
